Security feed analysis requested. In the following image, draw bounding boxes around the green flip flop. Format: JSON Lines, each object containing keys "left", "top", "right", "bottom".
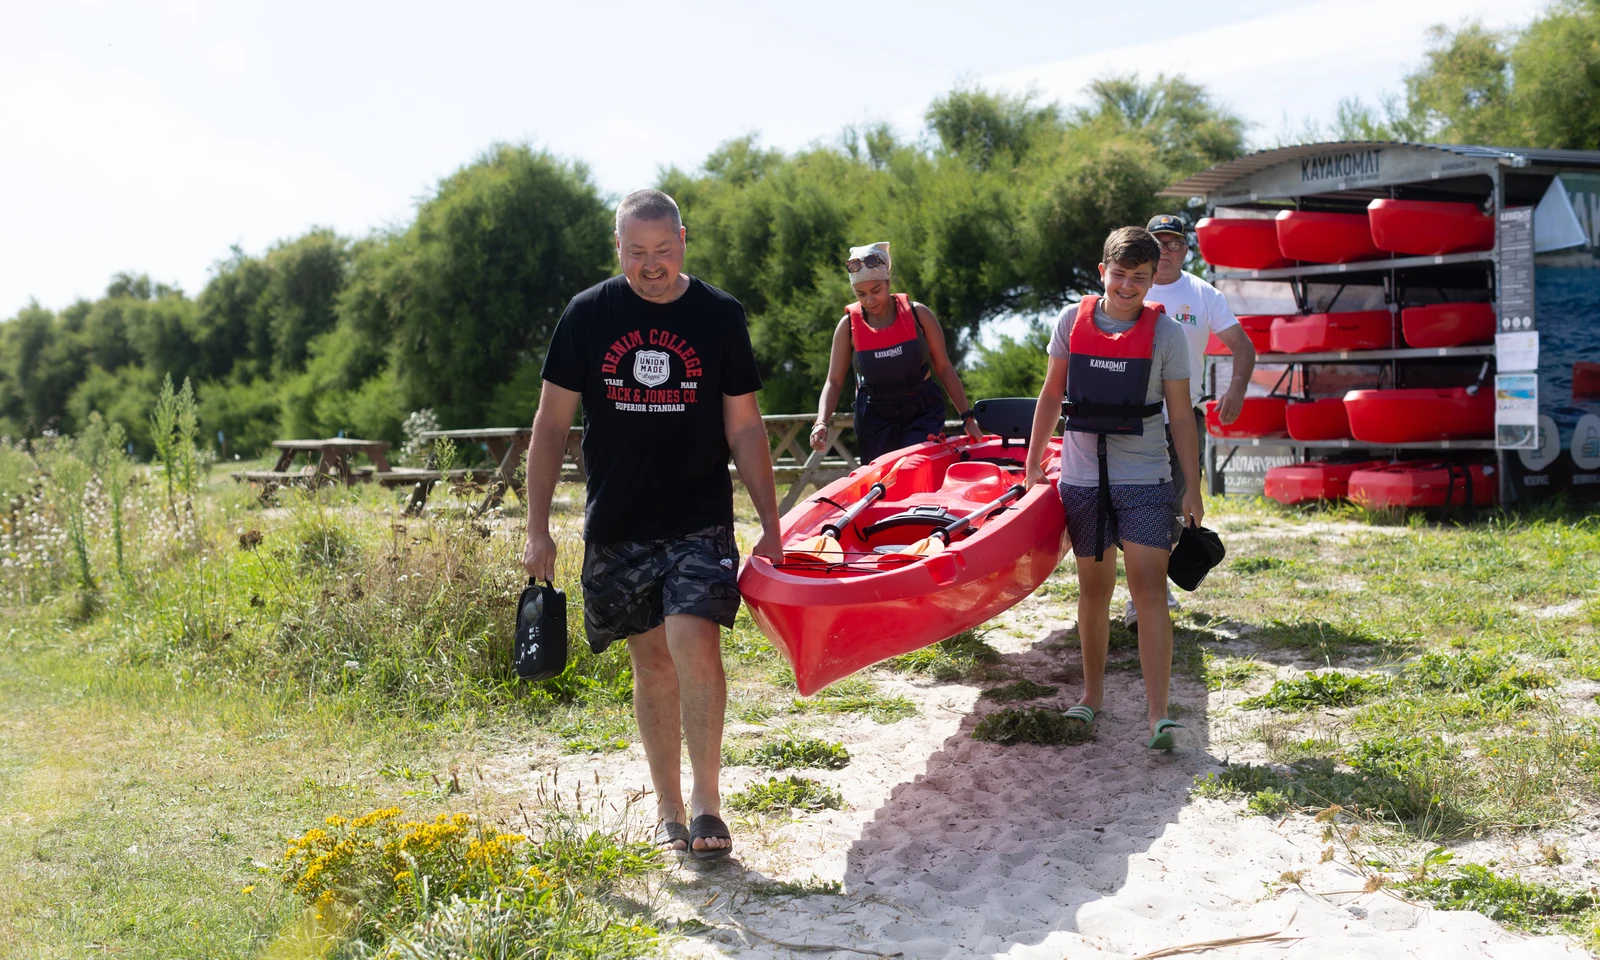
{"left": 1147, "top": 718, "right": 1183, "bottom": 752}
{"left": 1062, "top": 704, "right": 1097, "bottom": 729}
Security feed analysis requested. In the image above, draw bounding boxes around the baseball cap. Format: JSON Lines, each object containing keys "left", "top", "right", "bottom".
{"left": 1146, "top": 214, "right": 1186, "bottom": 236}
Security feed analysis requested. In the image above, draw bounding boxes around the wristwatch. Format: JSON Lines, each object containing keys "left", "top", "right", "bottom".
{"left": 959, "top": 408, "right": 976, "bottom": 422}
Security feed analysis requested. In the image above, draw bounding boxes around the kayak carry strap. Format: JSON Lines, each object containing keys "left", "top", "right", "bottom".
{"left": 1063, "top": 400, "right": 1165, "bottom": 419}
{"left": 1095, "top": 433, "right": 1111, "bottom": 563}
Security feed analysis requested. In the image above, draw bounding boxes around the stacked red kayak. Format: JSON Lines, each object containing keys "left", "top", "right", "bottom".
{"left": 739, "top": 435, "right": 1068, "bottom": 696}
{"left": 1348, "top": 461, "right": 1497, "bottom": 508}
{"left": 1275, "top": 210, "right": 1381, "bottom": 263}
{"left": 1265, "top": 460, "right": 1389, "bottom": 505}
{"left": 1206, "top": 315, "right": 1274, "bottom": 355}
{"left": 1367, "top": 200, "right": 1494, "bottom": 256}
{"left": 1286, "top": 398, "right": 1351, "bottom": 441}
{"left": 1401, "top": 303, "right": 1496, "bottom": 348}
{"left": 1344, "top": 387, "right": 1493, "bottom": 443}
{"left": 1205, "top": 397, "right": 1288, "bottom": 438}
{"left": 1270, "top": 311, "right": 1394, "bottom": 353}
{"left": 1196, "top": 218, "right": 1291, "bottom": 270}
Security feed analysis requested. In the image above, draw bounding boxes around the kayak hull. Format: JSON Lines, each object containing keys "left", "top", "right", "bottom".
{"left": 1344, "top": 388, "right": 1493, "bottom": 443}
{"left": 1205, "top": 315, "right": 1274, "bottom": 355}
{"left": 1265, "top": 460, "right": 1389, "bottom": 505}
{"left": 1573, "top": 361, "right": 1600, "bottom": 400}
{"left": 1196, "top": 217, "right": 1291, "bottom": 270}
{"left": 739, "top": 436, "right": 1068, "bottom": 696}
{"left": 1206, "top": 397, "right": 1288, "bottom": 439}
{"left": 1348, "top": 461, "right": 1497, "bottom": 508}
{"left": 1286, "top": 398, "right": 1352, "bottom": 441}
{"left": 1275, "top": 210, "right": 1381, "bottom": 263}
{"left": 1270, "top": 311, "right": 1394, "bottom": 354}
{"left": 1401, "top": 303, "right": 1496, "bottom": 348}
{"left": 1367, "top": 199, "right": 1494, "bottom": 256}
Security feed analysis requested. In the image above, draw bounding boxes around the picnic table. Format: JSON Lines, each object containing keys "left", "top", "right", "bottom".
{"left": 385, "top": 428, "right": 551, "bottom": 516}
{"left": 232, "top": 438, "right": 392, "bottom": 488}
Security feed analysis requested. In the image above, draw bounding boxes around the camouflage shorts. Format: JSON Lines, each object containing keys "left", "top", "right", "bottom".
{"left": 580, "top": 526, "right": 741, "bottom": 653}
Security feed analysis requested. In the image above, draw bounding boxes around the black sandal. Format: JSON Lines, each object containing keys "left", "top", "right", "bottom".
{"left": 654, "top": 819, "right": 689, "bottom": 853}
{"left": 687, "top": 814, "right": 733, "bottom": 862}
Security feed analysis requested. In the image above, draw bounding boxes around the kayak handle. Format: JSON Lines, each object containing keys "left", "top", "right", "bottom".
{"left": 930, "top": 483, "right": 1027, "bottom": 545}
{"left": 820, "top": 482, "right": 886, "bottom": 540}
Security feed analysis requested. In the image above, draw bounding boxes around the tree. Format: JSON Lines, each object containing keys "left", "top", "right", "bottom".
{"left": 376, "top": 144, "right": 614, "bottom": 426}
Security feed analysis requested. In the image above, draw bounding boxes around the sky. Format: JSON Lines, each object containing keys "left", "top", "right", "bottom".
{"left": 0, "top": 0, "right": 1551, "bottom": 321}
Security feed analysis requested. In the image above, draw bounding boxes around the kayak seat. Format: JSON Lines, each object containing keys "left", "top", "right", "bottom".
{"left": 884, "top": 454, "right": 938, "bottom": 500}
{"left": 941, "top": 460, "right": 1008, "bottom": 501}
{"left": 971, "top": 398, "right": 1038, "bottom": 447}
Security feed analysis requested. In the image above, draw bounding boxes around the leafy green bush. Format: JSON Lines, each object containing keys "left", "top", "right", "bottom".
{"left": 1401, "top": 864, "right": 1596, "bottom": 932}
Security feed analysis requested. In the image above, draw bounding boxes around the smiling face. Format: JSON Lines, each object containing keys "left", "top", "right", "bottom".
{"left": 616, "top": 215, "right": 687, "bottom": 303}
{"left": 852, "top": 279, "right": 892, "bottom": 318}
{"left": 1152, "top": 232, "right": 1187, "bottom": 285}
{"left": 1097, "top": 258, "right": 1156, "bottom": 321}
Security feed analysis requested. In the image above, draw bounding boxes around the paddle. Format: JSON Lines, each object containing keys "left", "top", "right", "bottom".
{"left": 784, "top": 481, "right": 888, "bottom": 563}
{"left": 895, "top": 483, "right": 1027, "bottom": 558}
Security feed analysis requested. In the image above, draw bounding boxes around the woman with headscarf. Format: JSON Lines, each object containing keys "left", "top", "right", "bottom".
{"left": 809, "top": 242, "right": 984, "bottom": 463}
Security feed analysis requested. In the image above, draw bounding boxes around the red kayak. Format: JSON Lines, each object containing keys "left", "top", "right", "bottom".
{"left": 1206, "top": 315, "right": 1274, "bottom": 355}
{"left": 1367, "top": 200, "right": 1494, "bottom": 256}
{"left": 1275, "top": 210, "right": 1381, "bottom": 263}
{"left": 739, "top": 431, "right": 1068, "bottom": 696}
{"left": 1348, "top": 461, "right": 1497, "bottom": 508}
{"left": 1286, "top": 398, "right": 1351, "bottom": 441}
{"left": 1265, "top": 460, "right": 1389, "bottom": 505}
{"left": 1344, "top": 387, "right": 1493, "bottom": 443}
{"left": 1196, "top": 217, "right": 1292, "bottom": 270}
{"left": 1206, "top": 397, "right": 1288, "bottom": 438}
{"left": 1401, "top": 303, "right": 1495, "bottom": 348}
{"left": 1270, "top": 311, "right": 1394, "bottom": 354}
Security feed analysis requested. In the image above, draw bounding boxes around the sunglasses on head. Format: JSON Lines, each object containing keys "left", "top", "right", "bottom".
{"left": 845, "top": 253, "right": 888, "bottom": 272}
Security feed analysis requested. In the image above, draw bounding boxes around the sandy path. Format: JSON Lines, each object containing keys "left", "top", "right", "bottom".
{"left": 486, "top": 594, "right": 1585, "bottom": 959}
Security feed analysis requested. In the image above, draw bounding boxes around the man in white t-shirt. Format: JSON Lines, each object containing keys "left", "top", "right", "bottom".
{"left": 1125, "top": 214, "right": 1257, "bottom": 632}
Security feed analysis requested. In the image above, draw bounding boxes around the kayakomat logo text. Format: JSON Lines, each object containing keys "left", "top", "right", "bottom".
{"left": 1301, "top": 148, "right": 1382, "bottom": 184}
{"left": 1089, "top": 358, "right": 1128, "bottom": 372}
{"left": 600, "top": 328, "right": 703, "bottom": 412}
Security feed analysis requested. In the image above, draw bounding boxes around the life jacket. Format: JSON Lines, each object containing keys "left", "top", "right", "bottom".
{"left": 1061, "top": 294, "right": 1167, "bottom": 561}
{"left": 848, "top": 294, "right": 929, "bottom": 400}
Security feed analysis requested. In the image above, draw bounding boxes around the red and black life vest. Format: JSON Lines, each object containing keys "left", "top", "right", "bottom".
{"left": 848, "top": 294, "right": 929, "bottom": 399}
{"left": 1061, "top": 294, "right": 1167, "bottom": 561}
{"left": 1062, "top": 294, "right": 1166, "bottom": 434}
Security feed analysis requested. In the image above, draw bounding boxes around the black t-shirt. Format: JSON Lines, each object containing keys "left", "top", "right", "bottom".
{"left": 541, "top": 274, "right": 762, "bottom": 544}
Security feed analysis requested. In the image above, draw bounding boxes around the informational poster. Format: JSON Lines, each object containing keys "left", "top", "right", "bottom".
{"left": 1495, "top": 331, "right": 1540, "bottom": 372}
{"left": 1498, "top": 207, "right": 1536, "bottom": 332}
{"left": 1495, "top": 373, "right": 1539, "bottom": 449}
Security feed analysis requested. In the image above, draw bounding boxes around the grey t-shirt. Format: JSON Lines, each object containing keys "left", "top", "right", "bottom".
{"left": 1047, "top": 300, "right": 1190, "bottom": 487}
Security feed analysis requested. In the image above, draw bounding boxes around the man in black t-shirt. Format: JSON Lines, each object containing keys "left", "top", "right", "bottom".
{"left": 523, "top": 189, "right": 782, "bottom": 862}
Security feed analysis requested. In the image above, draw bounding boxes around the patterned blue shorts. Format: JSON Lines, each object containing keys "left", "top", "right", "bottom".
{"left": 1059, "top": 481, "right": 1177, "bottom": 558}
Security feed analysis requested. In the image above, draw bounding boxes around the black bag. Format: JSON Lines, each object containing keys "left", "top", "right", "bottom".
{"left": 1168, "top": 524, "right": 1226, "bottom": 592}
{"left": 513, "top": 579, "right": 568, "bottom": 681}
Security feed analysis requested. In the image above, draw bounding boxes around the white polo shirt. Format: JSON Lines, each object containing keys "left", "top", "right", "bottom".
{"left": 1149, "top": 270, "right": 1240, "bottom": 413}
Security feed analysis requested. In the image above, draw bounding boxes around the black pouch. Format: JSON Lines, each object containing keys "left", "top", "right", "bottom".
{"left": 1168, "top": 525, "right": 1226, "bottom": 592}
{"left": 513, "top": 579, "right": 568, "bottom": 681}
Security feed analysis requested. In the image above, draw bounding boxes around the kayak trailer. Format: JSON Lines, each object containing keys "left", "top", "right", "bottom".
{"left": 1162, "top": 141, "right": 1600, "bottom": 505}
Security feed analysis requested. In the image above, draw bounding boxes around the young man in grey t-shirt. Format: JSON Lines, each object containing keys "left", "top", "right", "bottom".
{"left": 1023, "top": 227, "right": 1203, "bottom": 751}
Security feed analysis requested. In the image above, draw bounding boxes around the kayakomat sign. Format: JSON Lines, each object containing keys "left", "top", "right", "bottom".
{"left": 1301, "top": 147, "right": 1383, "bottom": 185}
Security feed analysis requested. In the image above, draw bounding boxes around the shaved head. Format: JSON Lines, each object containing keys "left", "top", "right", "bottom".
{"left": 615, "top": 189, "right": 682, "bottom": 235}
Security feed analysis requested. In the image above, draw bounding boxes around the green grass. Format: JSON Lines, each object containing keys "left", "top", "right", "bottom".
{"left": 1400, "top": 863, "right": 1598, "bottom": 938}
{"left": 1201, "top": 650, "right": 1264, "bottom": 691}
{"left": 726, "top": 776, "right": 845, "bottom": 814}
{"left": 972, "top": 708, "right": 1094, "bottom": 746}
{"left": 726, "top": 737, "right": 850, "bottom": 770}
{"left": 797, "top": 676, "right": 917, "bottom": 723}
{"left": 886, "top": 629, "right": 1002, "bottom": 681}
{"left": 1239, "top": 672, "right": 1391, "bottom": 711}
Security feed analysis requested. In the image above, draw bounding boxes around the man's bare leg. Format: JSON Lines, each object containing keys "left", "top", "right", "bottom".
{"left": 627, "top": 623, "right": 685, "bottom": 849}
{"left": 1123, "top": 541, "right": 1174, "bottom": 734}
{"left": 665, "top": 613, "right": 728, "bottom": 854}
